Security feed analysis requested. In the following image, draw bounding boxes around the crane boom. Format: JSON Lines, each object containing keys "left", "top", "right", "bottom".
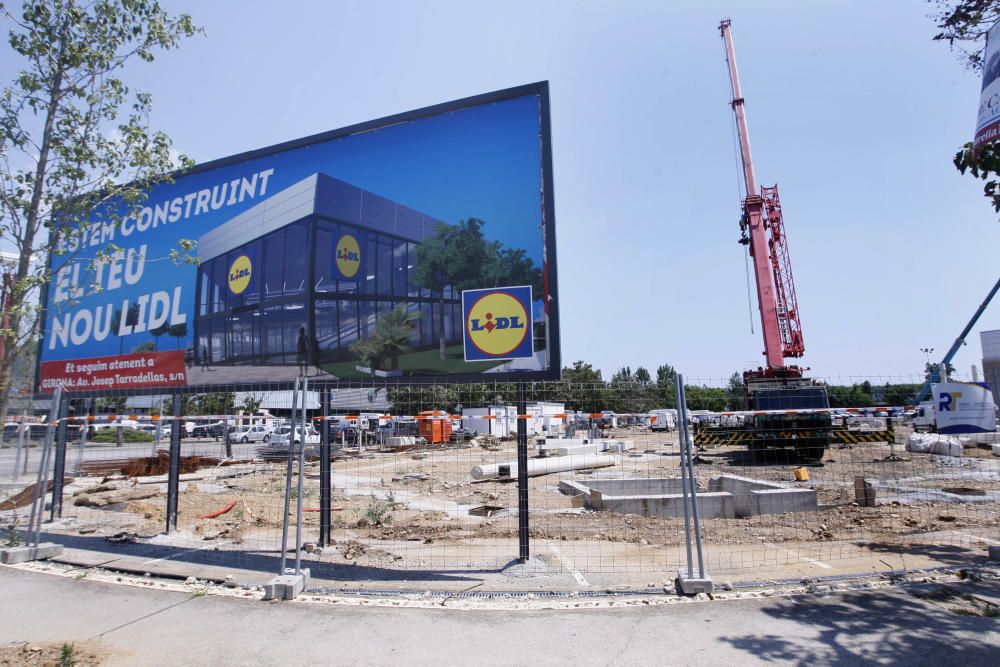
{"left": 720, "top": 18, "right": 805, "bottom": 372}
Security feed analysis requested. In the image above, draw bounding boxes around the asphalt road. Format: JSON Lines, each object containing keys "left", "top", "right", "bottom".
{"left": 1, "top": 565, "right": 998, "bottom": 666}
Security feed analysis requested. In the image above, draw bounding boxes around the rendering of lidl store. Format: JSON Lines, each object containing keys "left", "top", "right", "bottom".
{"left": 194, "top": 173, "right": 464, "bottom": 369}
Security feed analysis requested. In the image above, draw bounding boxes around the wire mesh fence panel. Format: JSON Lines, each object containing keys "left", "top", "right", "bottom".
{"left": 1, "top": 375, "right": 997, "bottom": 584}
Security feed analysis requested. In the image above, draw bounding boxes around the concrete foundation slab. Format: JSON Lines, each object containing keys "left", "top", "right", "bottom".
{"left": 262, "top": 568, "right": 311, "bottom": 601}
{"left": 562, "top": 474, "right": 817, "bottom": 519}
{"left": 0, "top": 542, "right": 64, "bottom": 564}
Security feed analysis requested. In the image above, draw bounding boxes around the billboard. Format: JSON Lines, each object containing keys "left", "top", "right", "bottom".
{"left": 933, "top": 382, "right": 997, "bottom": 434}
{"left": 976, "top": 19, "right": 1000, "bottom": 149}
{"left": 37, "top": 82, "right": 560, "bottom": 393}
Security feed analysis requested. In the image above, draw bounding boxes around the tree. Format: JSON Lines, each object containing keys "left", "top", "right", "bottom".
{"left": 634, "top": 366, "right": 651, "bottom": 384}
{"left": 168, "top": 321, "right": 187, "bottom": 350}
{"left": 563, "top": 360, "right": 602, "bottom": 384}
{"left": 925, "top": 361, "right": 957, "bottom": 381}
{"left": 931, "top": 0, "right": 1000, "bottom": 71}
{"left": 0, "top": 0, "right": 198, "bottom": 420}
{"left": 655, "top": 363, "right": 678, "bottom": 408}
{"left": 931, "top": 2, "right": 1000, "bottom": 217}
{"left": 413, "top": 219, "right": 492, "bottom": 359}
{"left": 610, "top": 366, "right": 633, "bottom": 384}
{"left": 725, "top": 372, "right": 745, "bottom": 410}
{"left": 413, "top": 217, "right": 544, "bottom": 359}
{"left": 149, "top": 321, "right": 169, "bottom": 351}
{"left": 375, "top": 304, "right": 420, "bottom": 370}
{"left": 350, "top": 303, "right": 420, "bottom": 372}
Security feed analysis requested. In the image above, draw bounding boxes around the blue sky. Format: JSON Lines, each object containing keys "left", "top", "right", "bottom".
{"left": 12, "top": 0, "right": 1000, "bottom": 383}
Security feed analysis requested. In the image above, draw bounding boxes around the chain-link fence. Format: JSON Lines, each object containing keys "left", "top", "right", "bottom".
{"left": 1, "top": 376, "right": 997, "bottom": 586}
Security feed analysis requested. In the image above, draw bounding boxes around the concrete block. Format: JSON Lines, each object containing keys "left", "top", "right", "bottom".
{"left": 989, "top": 545, "right": 1000, "bottom": 562}
{"left": 0, "top": 542, "right": 64, "bottom": 564}
{"left": 676, "top": 568, "right": 714, "bottom": 595}
{"left": 262, "top": 568, "right": 311, "bottom": 601}
{"left": 603, "top": 439, "right": 635, "bottom": 453}
{"left": 557, "top": 443, "right": 601, "bottom": 457}
{"left": 750, "top": 488, "right": 818, "bottom": 516}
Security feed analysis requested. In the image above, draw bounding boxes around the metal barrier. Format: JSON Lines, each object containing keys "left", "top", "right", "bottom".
{"left": 1, "top": 375, "right": 997, "bottom": 586}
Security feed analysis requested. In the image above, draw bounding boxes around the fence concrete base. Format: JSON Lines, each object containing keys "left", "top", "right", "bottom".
{"left": 262, "top": 569, "right": 311, "bottom": 601}
{"left": 676, "top": 568, "right": 714, "bottom": 595}
{"left": 0, "top": 543, "right": 64, "bottom": 564}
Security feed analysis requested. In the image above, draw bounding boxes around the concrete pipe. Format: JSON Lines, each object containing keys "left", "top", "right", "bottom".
{"left": 471, "top": 453, "right": 615, "bottom": 481}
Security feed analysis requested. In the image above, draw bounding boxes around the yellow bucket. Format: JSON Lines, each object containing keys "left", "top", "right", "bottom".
{"left": 793, "top": 467, "right": 810, "bottom": 482}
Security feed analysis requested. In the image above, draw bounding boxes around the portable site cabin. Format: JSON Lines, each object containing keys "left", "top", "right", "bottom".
{"left": 417, "top": 410, "right": 452, "bottom": 443}
{"left": 462, "top": 406, "right": 516, "bottom": 438}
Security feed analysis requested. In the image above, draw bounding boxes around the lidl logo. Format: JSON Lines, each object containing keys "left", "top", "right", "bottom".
{"left": 335, "top": 233, "right": 362, "bottom": 280}
{"left": 462, "top": 286, "right": 533, "bottom": 362}
{"left": 227, "top": 254, "right": 253, "bottom": 295}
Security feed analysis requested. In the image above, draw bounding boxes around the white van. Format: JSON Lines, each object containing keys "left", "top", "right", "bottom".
{"left": 648, "top": 409, "right": 676, "bottom": 432}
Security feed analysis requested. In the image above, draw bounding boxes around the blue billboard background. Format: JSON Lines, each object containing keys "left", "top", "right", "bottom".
{"left": 39, "top": 84, "right": 557, "bottom": 390}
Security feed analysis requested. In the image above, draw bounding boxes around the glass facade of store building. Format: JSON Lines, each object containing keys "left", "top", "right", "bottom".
{"left": 194, "top": 174, "right": 462, "bottom": 367}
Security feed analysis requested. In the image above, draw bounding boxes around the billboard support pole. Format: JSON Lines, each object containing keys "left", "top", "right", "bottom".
{"left": 166, "top": 393, "right": 182, "bottom": 533}
{"left": 319, "top": 386, "right": 331, "bottom": 547}
{"left": 516, "top": 382, "right": 530, "bottom": 563}
{"left": 293, "top": 376, "right": 309, "bottom": 575}
{"left": 279, "top": 377, "right": 300, "bottom": 576}
{"left": 49, "top": 392, "right": 69, "bottom": 519}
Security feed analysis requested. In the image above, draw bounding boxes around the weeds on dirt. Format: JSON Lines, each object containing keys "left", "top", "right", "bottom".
{"left": 361, "top": 493, "right": 395, "bottom": 526}
{"left": 59, "top": 642, "right": 75, "bottom": 667}
{"left": 2, "top": 515, "right": 22, "bottom": 548}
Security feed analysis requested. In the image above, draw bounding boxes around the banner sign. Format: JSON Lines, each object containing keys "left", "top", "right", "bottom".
{"left": 934, "top": 382, "right": 997, "bottom": 434}
{"left": 37, "top": 83, "right": 560, "bottom": 392}
{"left": 975, "top": 19, "right": 1000, "bottom": 149}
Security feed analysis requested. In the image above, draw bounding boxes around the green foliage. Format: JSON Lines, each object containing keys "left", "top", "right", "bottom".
{"left": 363, "top": 493, "right": 394, "bottom": 526}
{"left": 931, "top": 2, "right": 1000, "bottom": 218}
{"left": 59, "top": 643, "right": 75, "bottom": 667}
{"left": 924, "top": 361, "right": 957, "bottom": 381}
{"left": 413, "top": 218, "right": 543, "bottom": 358}
{"left": 826, "top": 384, "right": 876, "bottom": 408}
{"left": 2, "top": 516, "right": 22, "bottom": 548}
{"left": 92, "top": 427, "right": 153, "bottom": 443}
{"left": 184, "top": 392, "right": 234, "bottom": 416}
{"left": 930, "top": 0, "right": 1000, "bottom": 71}
{"left": 725, "top": 372, "right": 745, "bottom": 410}
{"left": 0, "top": 0, "right": 201, "bottom": 421}
{"left": 351, "top": 303, "right": 420, "bottom": 371}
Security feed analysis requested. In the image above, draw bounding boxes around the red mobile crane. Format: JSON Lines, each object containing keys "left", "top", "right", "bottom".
{"left": 716, "top": 19, "right": 831, "bottom": 457}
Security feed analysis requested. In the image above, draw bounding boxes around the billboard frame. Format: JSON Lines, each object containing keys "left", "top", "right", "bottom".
{"left": 34, "top": 81, "right": 561, "bottom": 397}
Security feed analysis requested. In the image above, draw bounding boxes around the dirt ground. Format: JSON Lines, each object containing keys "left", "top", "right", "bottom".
{"left": 0, "top": 641, "right": 107, "bottom": 667}
{"left": 9, "top": 424, "right": 1000, "bottom": 574}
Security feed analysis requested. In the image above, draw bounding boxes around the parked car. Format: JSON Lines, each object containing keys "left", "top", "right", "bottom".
{"left": 268, "top": 425, "right": 320, "bottom": 446}
{"left": 232, "top": 425, "right": 270, "bottom": 443}
{"left": 190, "top": 421, "right": 227, "bottom": 438}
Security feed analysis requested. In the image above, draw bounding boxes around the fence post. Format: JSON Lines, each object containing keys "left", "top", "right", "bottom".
{"left": 166, "top": 393, "right": 182, "bottom": 533}
{"left": 319, "top": 386, "right": 331, "bottom": 547}
{"left": 11, "top": 412, "right": 26, "bottom": 481}
{"left": 279, "top": 377, "right": 301, "bottom": 576}
{"left": 675, "top": 374, "right": 713, "bottom": 595}
{"left": 49, "top": 391, "right": 69, "bottom": 520}
{"left": 516, "top": 382, "right": 529, "bottom": 563}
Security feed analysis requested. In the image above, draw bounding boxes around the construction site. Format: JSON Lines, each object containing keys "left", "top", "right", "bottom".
{"left": 1, "top": 15, "right": 999, "bottom": 604}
